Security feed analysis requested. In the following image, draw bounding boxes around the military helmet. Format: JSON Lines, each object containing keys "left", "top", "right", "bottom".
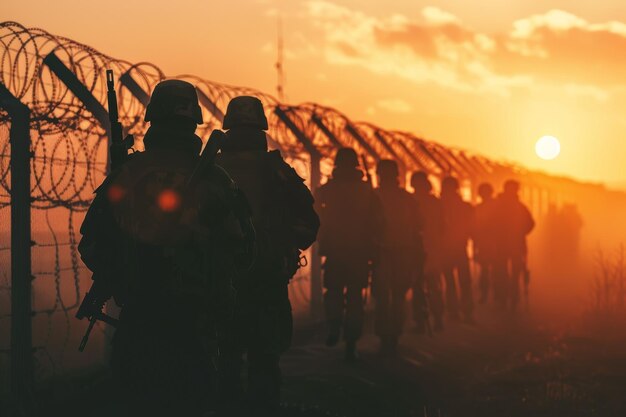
{"left": 411, "top": 171, "right": 432, "bottom": 192}
{"left": 504, "top": 179, "right": 521, "bottom": 195}
{"left": 478, "top": 182, "right": 494, "bottom": 199}
{"left": 441, "top": 176, "right": 459, "bottom": 193}
{"left": 144, "top": 79, "right": 203, "bottom": 124}
{"left": 377, "top": 159, "right": 399, "bottom": 181}
{"left": 334, "top": 147, "right": 359, "bottom": 169}
{"left": 223, "top": 96, "right": 268, "bottom": 130}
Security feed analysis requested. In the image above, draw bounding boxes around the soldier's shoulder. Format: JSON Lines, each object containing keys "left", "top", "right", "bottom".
{"left": 266, "top": 150, "right": 306, "bottom": 184}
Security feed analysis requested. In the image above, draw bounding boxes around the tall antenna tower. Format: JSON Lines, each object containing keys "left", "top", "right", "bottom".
{"left": 276, "top": 16, "right": 285, "bottom": 102}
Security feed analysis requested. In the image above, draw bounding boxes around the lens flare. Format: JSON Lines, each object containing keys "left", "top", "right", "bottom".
{"left": 157, "top": 189, "right": 181, "bottom": 212}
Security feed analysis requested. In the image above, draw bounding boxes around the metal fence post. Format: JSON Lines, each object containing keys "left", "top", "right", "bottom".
{"left": 0, "top": 82, "right": 33, "bottom": 410}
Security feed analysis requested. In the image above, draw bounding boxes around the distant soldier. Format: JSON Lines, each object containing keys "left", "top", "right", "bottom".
{"left": 78, "top": 80, "right": 249, "bottom": 416}
{"left": 215, "top": 96, "right": 319, "bottom": 414}
{"left": 410, "top": 171, "right": 445, "bottom": 332}
{"left": 440, "top": 176, "right": 475, "bottom": 323}
{"left": 373, "top": 160, "right": 423, "bottom": 356}
{"left": 493, "top": 180, "right": 535, "bottom": 310}
{"left": 316, "top": 148, "right": 383, "bottom": 360}
{"left": 474, "top": 182, "right": 498, "bottom": 304}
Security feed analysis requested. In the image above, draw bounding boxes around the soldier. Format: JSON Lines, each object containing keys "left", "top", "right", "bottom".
{"left": 410, "top": 171, "right": 445, "bottom": 332}
{"left": 493, "top": 180, "right": 535, "bottom": 310}
{"left": 315, "top": 148, "right": 383, "bottom": 360}
{"left": 440, "top": 176, "right": 475, "bottom": 323}
{"left": 78, "top": 80, "right": 249, "bottom": 416}
{"left": 373, "top": 160, "right": 422, "bottom": 356}
{"left": 474, "top": 182, "right": 498, "bottom": 304}
{"left": 215, "top": 96, "right": 319, "bottom": 414}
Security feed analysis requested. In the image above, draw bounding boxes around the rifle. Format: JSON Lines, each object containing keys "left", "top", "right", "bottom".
{"left": 76, "top": 278, "right": 119, "bottom": 352}
{"left": 106, "top": 69, "right": 134, "bottom": 172}
{"left": 76, "top": 70, "right": 131, "bottom": 351}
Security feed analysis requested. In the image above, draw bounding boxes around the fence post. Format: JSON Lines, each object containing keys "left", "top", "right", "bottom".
{"left": 0, "top": 82, "right": 33, "bottom": 409}
{"left": 309, "top": 153, "right": 323, "bottom": 319}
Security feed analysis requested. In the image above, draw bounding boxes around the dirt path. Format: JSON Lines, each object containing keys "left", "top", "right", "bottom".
{"left": 281, "top": 308, "right": 626, "bottom": 417}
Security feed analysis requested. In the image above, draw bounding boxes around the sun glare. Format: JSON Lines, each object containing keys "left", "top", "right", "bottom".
{"left": 535, "top": 136, "right": 561, "bottom": 160}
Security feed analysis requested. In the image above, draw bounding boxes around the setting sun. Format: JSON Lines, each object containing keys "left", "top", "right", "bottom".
{"left": 535, "top": 136, "right": 561, "bottom": 160}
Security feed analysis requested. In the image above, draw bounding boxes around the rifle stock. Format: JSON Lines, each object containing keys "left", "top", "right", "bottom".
{"left": 76, "top": 70, "right": 129, "bottom": 351}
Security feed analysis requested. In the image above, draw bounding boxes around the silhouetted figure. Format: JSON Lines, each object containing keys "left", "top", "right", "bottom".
{"left": 560, "top": 203, "right": 583, "bottom": 260}
{"left": 373, "top": 160, "right": 423, "bottom": 356}
{"left": 316, "top": 148, "right": 383, "bottom": 360}
{"left": 79, "top": 80, "right": 247, "bottom": 417}
{"left": 493, "top": 180, "right": 535, "bottom": 310}
{"left": 215, "top": 96, "right": 319, "bottom": 414}
{"left": 474, "top": 182, "right": 498, "bottom": 304}
{"left": 410, "top": 171, "right": 445, "bottom": 332}
{"left": 440, "top": 176, "right": 475, "bottom": 323}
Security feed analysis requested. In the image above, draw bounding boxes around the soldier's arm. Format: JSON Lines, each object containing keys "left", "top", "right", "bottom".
{"left": 270, "top": 152, "right": 320, "bottom": 249}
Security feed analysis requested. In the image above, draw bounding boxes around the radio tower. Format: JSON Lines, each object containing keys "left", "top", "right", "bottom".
{"left": 276, "top": 16, "right": 285, "bottom": 102}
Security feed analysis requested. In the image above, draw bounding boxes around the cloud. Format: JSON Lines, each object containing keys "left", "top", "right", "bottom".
{"left": 564, "top": 84, "right": 610, "bottom": 102}
{"left": 305, "top": 2, "right": 626, "bottom": 99}
{"left": 306, "top": 2, "right": 530, "bottom": 95}
{"left": 376, "top": 98, "right": 413, "bottom": 113}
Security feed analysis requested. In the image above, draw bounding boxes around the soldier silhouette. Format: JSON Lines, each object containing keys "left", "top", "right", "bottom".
{"left": 78, "top": 80, "right": 250, "bottom": 416}
{"left": 315, "top": 148, "right": 383, "bottom": 360}
{"left": 492, "top": 180, "right": 535, "bottom": 310}
{"left": 440, "top": 176, "right": 475, "bottom": 323}
{"left": 373, "top": 160, "right": 423, "bottom": 356}
{"left": 410, "top": 171, "right": 445, "bottom": 332}
{"left": 474, "top": 182, "right": 498, "bottom": 304}
{"left": 215, "top": 96, "right": 319, "bottom": 415}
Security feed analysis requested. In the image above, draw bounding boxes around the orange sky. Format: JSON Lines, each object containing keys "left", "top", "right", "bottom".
{"left": 4, "top": 0, "right": 626, "bottom": 188}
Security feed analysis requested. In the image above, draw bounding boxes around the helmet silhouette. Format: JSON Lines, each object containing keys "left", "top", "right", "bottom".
{"left": 223, "top": 96, "right": 268, "bottom": 130}
{"left": 377, "top": 159, "right": 399, "bottom": 183}
{"left": 144, "top": 79, "right": 203, "bottom": 124}
{"left": 334, "top": 147, "right": 359, "bottom": 169}
{"left": 478, "top": 182, "right": 494, "bottom": 199}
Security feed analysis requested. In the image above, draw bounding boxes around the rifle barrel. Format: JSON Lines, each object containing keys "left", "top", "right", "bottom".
{"left": 106, "top": 69, "right": 119, "bottom": 123}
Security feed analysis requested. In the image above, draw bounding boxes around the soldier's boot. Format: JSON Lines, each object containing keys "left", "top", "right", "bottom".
{"left": 344, "top": 339, "right": 358, "bottom": 362}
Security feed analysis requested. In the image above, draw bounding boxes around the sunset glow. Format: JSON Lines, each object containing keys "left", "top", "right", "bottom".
{"left": 535, "top": 136, "right": 561, "bottom": 160}
{"left": 5, "top": 0, "right": 626, "bottom": 188}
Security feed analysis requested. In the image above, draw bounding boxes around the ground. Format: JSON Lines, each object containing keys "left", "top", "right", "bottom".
{"left": 280, "top": 307, "right": 626, "bottom": 417}
{"left": 33, "top": 306, "right": 626, "bottom": 417}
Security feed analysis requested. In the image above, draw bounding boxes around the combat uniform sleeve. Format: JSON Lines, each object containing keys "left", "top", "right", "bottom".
{"left": 368, "top": 190, "right": 385, "bottom": 262}
{"left": 269, "top": 151, "right": 320, "bottom": 250}
{"left": 314, "top": 185, "right": 329, "bottom": 256}
{"left": 78, "top": 182, "right": 126, "bottom": 298}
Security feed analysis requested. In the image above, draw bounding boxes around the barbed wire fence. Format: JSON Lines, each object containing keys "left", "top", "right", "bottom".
{"left": 0, "top": 20, "right": 536, "bottom": 403}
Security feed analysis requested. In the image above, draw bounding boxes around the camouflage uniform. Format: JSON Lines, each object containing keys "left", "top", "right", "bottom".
{"left": 215, "top": 96, "right": 319, "bottom": 413}
{"left": 440, "top": 176, "right": 475, "bottom": 322}
{"left": 373, "top": 160, "right": 423, "bottom": 355}
{"left": 474, "top": 183, "right": 498, "bottom": 304}
{"left": 315, "top": 148, "right": 383, "bottom": 359}
{"left": 492, "top": 180, "right": 535, "bottom": 310}
{"left": 79, "top": 80, "right": 247, "bottom": 416}
{"left": 411, "top": 172, "right": 445, "bottom": 332}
